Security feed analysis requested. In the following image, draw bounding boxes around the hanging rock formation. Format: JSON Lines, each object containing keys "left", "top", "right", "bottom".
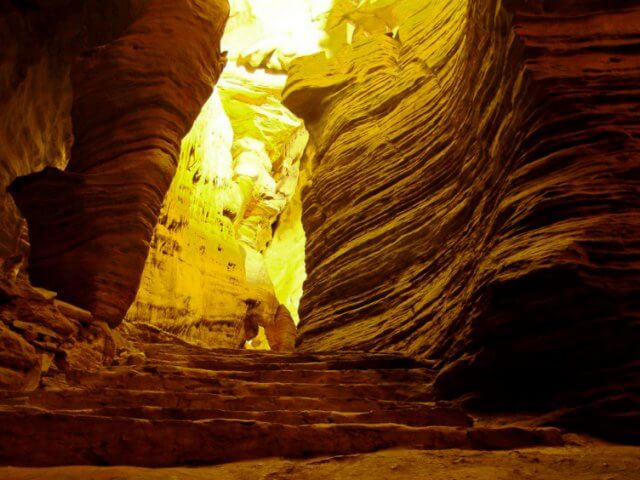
{"left": 285, "top": 0, "right": 640, "bottom": 441}
{"left": 9, "top": 0, "right": 230, "bottom": 327}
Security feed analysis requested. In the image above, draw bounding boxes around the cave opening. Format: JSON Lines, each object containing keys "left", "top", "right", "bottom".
{"left": 121, "top": 0, "right": 339, "bottom": 350}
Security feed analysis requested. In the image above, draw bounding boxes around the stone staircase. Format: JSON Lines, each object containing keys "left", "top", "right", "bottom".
{"left": 0, "top": 324, "right": 563, "bottom": 467}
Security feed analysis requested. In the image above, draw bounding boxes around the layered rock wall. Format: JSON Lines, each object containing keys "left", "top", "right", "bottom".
{"left": 124, "top": 2, "right": 311, "bottom": 349}
{"left": 124, "top": 75, "right": 304, "bottom": 348}
{"left": 285, "top": 0, "right": 640, "bottom": 440}
{"left": 0, "top": 0, "right": 158, "bottom": 392}
{"left": 0, "top": 0, "right": 149, "bottom": 262}
{"left": 10, "top": 0, "right": 229, "bottom": 327}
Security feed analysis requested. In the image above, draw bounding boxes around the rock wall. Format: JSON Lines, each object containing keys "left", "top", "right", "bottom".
{"left": 124, "top": 2, "right": 311, "bottom": 349}
{"left": 10, "top": 0, "right": 229, "bottom": 327}
{"left": 0, "top": 0, "right": 150, "bottom": 262}
{"left": 0, "top": 0, "right": 151, "bottom": 393}
{"left": 0, "top": 271, "right": 128, "bottom": 391}
{"left": 123, "top": 90, "right": 250, "bottom": 347}
{"left": 124, "top": 74, "right": 305, "bottom": 348}
{"left": 285, "top": 0, "right": 640, "bottom": 440}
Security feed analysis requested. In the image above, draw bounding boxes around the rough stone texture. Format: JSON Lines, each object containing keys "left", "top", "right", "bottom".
{"left": 123, "top": 91, "right": 250, "bottom": 347}
{"left": 0, "top": 322, "right": 567, "bottom": 467}
{"left": 3, "top": 446, "right": 640, "bottom": 480}
{"left": 0, "top": 5, "right": 71, "bottom": 261}
{"left": 0, "top": 272, "right": 126, "bottom": 391}
{"left": 10, "top": 0, "right": 230, "bottom": 327}
{"left": 0, "top": 1, "right": 150, "bottom": 262}
{"left": 284, "top": 0, "right": 640, "bottom": 442}
{"left": 124, "top": 68, "right": 307, "bottom": 348}
{"left": 123, "top": 1, "right": 310, "bottom": 348}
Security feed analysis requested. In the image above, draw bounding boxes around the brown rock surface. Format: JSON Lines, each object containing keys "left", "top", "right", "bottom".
{"left": 0, "top": 272, "right": 127, "bottom": 391}
{"left": 124, "top": 45, "right": 307, "bottom": 349}
{"left": 10, "top": 0, "right": 229, "bottom": 327}
{"left": 3, "top": 446, "right": 640, "bottom": 480}
{"left": 284, "top": 0, "right": 640, "bottom": 441}
{"left": 265, "top": 304, "right": 297, "bottom": 351}
{"left": 0, "top": 323, "right": 567, "bottom": 467}
{"left": 0, "top": 0, "right": 147, "bottom": 261}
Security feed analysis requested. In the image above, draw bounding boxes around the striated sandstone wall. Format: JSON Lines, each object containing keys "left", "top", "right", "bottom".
{"left": 285, "top": 0, "right": 640, "bottom": 440}
{"left": 0, "top": 0, "right": 143, "bottom": 264}
{"left": 124, "top": 2, "right": 313, "bottom": 349}
{"left": 123, "top": 90, "right": 250, "bottom": 347}
{"left": 0, "top": 0, "right": 163, "bottom": 393}
{"left": 0, "top": 0, "right": 146, "bottom": 262}
{"left": 10, "top": 0, "right": 229, "bottom": 327}
{"left": 124, "top": 74, "right": 306, "bottom": 348}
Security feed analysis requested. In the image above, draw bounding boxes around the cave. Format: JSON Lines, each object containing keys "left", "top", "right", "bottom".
{"left": 0, "top": 0, "right": 639, "bottom": 478}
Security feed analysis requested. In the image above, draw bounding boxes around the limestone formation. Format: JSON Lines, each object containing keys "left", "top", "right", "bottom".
{"left": 285, "top": 0, "right": 640, "bottom": 441}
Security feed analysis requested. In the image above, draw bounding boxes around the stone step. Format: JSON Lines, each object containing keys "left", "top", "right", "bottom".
{"left": 67, "top": 364, "right": 435, "bottom": 386}
{"left": 140, "top": 347, "right": 431, "bottom": 371}
{"left": 136, "top": 342, "right": 418, "bottom": 360}
{"left": 62, "top": 371, "right": 434, "bottom": 401}
{"left": 0, "top": 409, "right": 563, "bottom": 467}
{"left": 0, "top": 389, "right": 443, "bottom": 412}
{"left": 1, "top": 404, "right": 473, "bottom": 427}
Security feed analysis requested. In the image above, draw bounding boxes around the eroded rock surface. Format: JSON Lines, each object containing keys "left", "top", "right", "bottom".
{"left": 4, "top": 446, "right": 640, "bottom": 480}
{"left": 10, "top": 0, "right": 229, "bottom": 327}
{"left": 0, "top": 272, "right": 126, "bottom": 391}
{"left": 124, "top": 2, "right": 310, "bottom": 348}
{"left": 285, "top": 0, "right": 640, "bottom": 441}
{"left": 0, "top": 322, "right": 565, "bottom": 467}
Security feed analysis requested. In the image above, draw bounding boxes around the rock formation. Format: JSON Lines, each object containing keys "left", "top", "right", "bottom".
{"left": 0, "top": 272, "right": 127, "bottom": 391}
{"left": 0, "top": 322, "right": 565, "bottom": 467}
{"left": 10, "top": 0, "right": 230, "bottom": 327}
{"left": 1, "top": 0, "right": 639, "bottom": 472}
{"left": 123, "top": 2, "right": 310, "bottom": 349}
{"left": 285, "top": 0, "right": 640, "bottom": 441}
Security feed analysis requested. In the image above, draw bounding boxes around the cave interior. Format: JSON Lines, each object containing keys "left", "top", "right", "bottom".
{"left": 0, "top": 0, "right": 639, "bottom": 478}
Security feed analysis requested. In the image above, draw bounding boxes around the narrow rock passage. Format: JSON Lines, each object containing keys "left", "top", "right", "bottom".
{"left": 0, "top": 324, "right": 562, "bottom": 467}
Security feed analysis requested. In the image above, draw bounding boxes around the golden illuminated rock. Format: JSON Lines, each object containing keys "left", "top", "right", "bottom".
{"left": 125, "top": 91, "right": 249, "bottom": 347}
{"left": 125, "top": 3, "right": 315, "bottom": 347}
{"left": 285, "top": 0, "right": 640, "bottom": 441}
{"left": 1, "top": 0, "right": 640, "bottom": 471}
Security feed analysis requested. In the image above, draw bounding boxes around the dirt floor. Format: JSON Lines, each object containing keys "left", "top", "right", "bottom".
{"left": 3, "top": 444, "right": 640, "bottom": 480}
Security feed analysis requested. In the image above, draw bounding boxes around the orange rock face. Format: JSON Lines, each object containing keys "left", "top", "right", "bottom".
{"left": 285, "top": 0, "right": 640, "bottom": 441}
{"left": 10, "top": 0, "right": 230, "bottom": 327}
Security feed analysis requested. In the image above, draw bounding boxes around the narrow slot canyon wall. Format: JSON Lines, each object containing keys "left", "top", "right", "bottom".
{"left": 0, "top": 0, "right": 230, "bottom": 389}
{"left": 9, "top": 0, "right": 229, "bottom": 327}
{"left": 123, "top": 0, "right": 316, "bottom": 349}
{"left": 285, "top": 0, "right": 640, "bottom": 440}
{"left": 2, "top": 0, "right": 316, "bottom": 355}
{"left": 0, "top": 0, "right": 148, "bottom": 263}
{"left": 124, "top": 72, "right": 307, "bottom": 349}
{"left": 0, "top": 21, "right": 70, "bottom": 263}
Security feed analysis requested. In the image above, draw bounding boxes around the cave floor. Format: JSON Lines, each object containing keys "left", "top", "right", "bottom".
{"left": 4, "top": 445, "right": 640, "bottom": 480}
{"left": 1, "top": 322, "right": 638, "bottom": 475}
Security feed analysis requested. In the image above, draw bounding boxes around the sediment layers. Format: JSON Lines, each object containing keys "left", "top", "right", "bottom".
{"left": 10, "top": 0, "right": 229, "bottom": 327}
{"left": 285, "top": 0, "right": 640, "bottom": 441}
